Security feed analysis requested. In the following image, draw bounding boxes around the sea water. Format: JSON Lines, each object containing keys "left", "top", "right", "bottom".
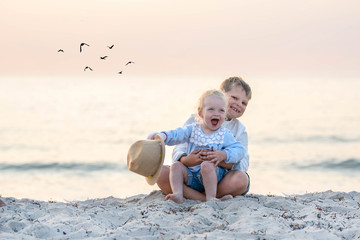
{"left": 1, "top": 75, "right": 359, "bottom": 201}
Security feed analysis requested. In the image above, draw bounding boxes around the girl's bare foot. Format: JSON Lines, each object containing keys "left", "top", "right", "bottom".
{"left": 220, "top": 194, "right": 233, "bottom": 201}
{"left": 0, "top": 199, "right": 5, "bottom": 207}
{"left": 165, "top": 193, "right": 184, "bottom": 204}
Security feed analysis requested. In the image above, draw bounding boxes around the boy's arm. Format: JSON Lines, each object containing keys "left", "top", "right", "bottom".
{"left": 234, "top": 128, "right": 249, "bottom": 171}
{"left": 224, "top": 121, "right": 249, "bottom": 171}
{"left": 172, "top": 143, "right": 187, "bottom": 162}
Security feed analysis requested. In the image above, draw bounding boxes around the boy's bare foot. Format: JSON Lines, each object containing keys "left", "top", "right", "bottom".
{"left": 165, "top": 193, "right": 184, "bottom": 204}
{"left": 207, "top": 197, "right": 220, "bottom": 202}
{"left": 220, "top": 194, "right": 233, "bottom": 201}
{"left": 0, "top": 199, "right": 5, "bottom": 207}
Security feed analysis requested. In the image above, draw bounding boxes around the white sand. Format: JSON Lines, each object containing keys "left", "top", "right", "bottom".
{"left": 1, "top": 190, "right": 359, "bottom": 239}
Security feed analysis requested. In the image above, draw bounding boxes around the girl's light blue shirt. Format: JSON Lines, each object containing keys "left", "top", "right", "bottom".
{"left": 164, "top": 123, "right": 245, "bottom": 172}
{"left": 172, "top": 114, "right": 249, "bottom": 171}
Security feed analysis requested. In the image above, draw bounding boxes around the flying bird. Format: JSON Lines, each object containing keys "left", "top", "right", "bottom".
{"left": 125, "top": 61, "right": 135, "bottom": 66}
{"left": 80, "top": 42, "right": 90, "bottom": 52}
{"left": 58, "top": 49, "right": 64, "bottom": 53}
{"left": 100, "top": 56, "right": 108, "bottom": 60}
{"left": 118, "top": 71, "right": 123, "bottom": 74}
{"left": 107, "top": 45, "right": 114, "bottom": 49}
{"left": 84, "top": 66, "right": 93, "bottom": 71}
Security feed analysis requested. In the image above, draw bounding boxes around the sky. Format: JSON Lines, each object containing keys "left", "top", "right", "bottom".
{"left": 1, "top": 0, "right": 360, "bottom": 79}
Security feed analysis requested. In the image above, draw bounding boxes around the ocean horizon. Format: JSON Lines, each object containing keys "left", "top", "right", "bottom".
{"left": 1, "top": 75, "right": 359, "bottom": 201}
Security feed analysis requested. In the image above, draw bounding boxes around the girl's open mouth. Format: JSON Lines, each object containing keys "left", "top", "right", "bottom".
{"left": 211, "top": 119, "right": 219, "bottom": 126}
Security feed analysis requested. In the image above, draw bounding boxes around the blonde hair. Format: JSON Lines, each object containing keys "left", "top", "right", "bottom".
{"left": 220, "top": 76, "right": 252, "bottom": 100}
{"left": 196, "top": 89, "right": 227, "bottom": 121}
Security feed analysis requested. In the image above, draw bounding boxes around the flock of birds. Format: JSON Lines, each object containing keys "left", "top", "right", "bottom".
{"left": 58, "top": 42, "right": 135, "bottom": 75}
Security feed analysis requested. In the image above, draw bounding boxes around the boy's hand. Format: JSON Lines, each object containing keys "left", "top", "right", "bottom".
{"left": 179, "top": 149, "right": 203, "bottom": 167}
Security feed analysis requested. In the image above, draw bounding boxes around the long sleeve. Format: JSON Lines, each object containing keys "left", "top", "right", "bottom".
{"left": 223, "top": 119, "right": 249, "bottom": 171}
{"left": 222, "top": 131, "right": 246, "bottom": 164}
{"left": 172, "top": 143, "right": 187, "bottom": 163}
{"left": 163, "top": 124, "right": 194, "bottom": 146}
{"left": 237, "top": 129, "right": 249, "bottom": 171}
{"left": 172, "top": 114, "right": 196, "bottom": 162}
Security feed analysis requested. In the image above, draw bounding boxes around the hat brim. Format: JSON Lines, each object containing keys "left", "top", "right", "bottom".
{"left": 145, "top": 134, "right": 165, "bottom": 185}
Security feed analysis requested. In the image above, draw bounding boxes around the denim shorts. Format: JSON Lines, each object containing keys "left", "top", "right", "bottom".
{"left": 187, "top": 168, "right": 251, "bottom": 196}
{"left": 186, "top": 166, "right": 228, "bottom": 193}
{"left": 242, "top": 171, "right": 250, "bottom": 196}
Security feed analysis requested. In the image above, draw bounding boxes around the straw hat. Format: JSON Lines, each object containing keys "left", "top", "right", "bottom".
{"left": 127, "top": 134, "right": 165, "bottom": 185}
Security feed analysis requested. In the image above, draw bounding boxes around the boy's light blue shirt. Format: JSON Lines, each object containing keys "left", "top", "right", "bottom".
{"left": 164, "top": 123, "right": 245, "bottom": 172}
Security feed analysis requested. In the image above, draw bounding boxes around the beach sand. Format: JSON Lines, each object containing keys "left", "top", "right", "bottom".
{"left": 0, "top": 190, "right": 359, "bottom": 239}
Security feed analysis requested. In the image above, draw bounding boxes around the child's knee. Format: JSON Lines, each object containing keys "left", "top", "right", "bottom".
{"left": 200, "top": 161, "right": 215, "bottom": 173}
{"left": 171, "top": 161, "right": 186, "bottom": 171}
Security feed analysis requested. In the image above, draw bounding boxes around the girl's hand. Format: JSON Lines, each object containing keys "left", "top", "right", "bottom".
{"left": 197, "top": 148, "right": 233, "bottom": 169}
{"left": 147, "top": 132, "right": 166, "bottom": 141}
{"left": 147, "top": 132, "right": 160, "bottom": 139}
{"left": 206, "top": 149, "right": 227, "bottom": 166}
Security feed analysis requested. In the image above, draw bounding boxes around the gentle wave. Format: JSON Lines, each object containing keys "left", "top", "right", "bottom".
{"left": 0, "top": 162, "right": 126, "bottom": 172}
{"left": 295, "top": 158, "right": 360, "bottom": 171}
{"left": 0, "top": 144, "right": 50, "bottom": 151}
{"left": 259, "top": 135, "right": 360, "bottom": 144}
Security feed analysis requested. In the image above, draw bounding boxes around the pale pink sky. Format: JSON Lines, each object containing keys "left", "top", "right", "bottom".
{"left": 1, "top": 0, "right": 359, "bottom": 78}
